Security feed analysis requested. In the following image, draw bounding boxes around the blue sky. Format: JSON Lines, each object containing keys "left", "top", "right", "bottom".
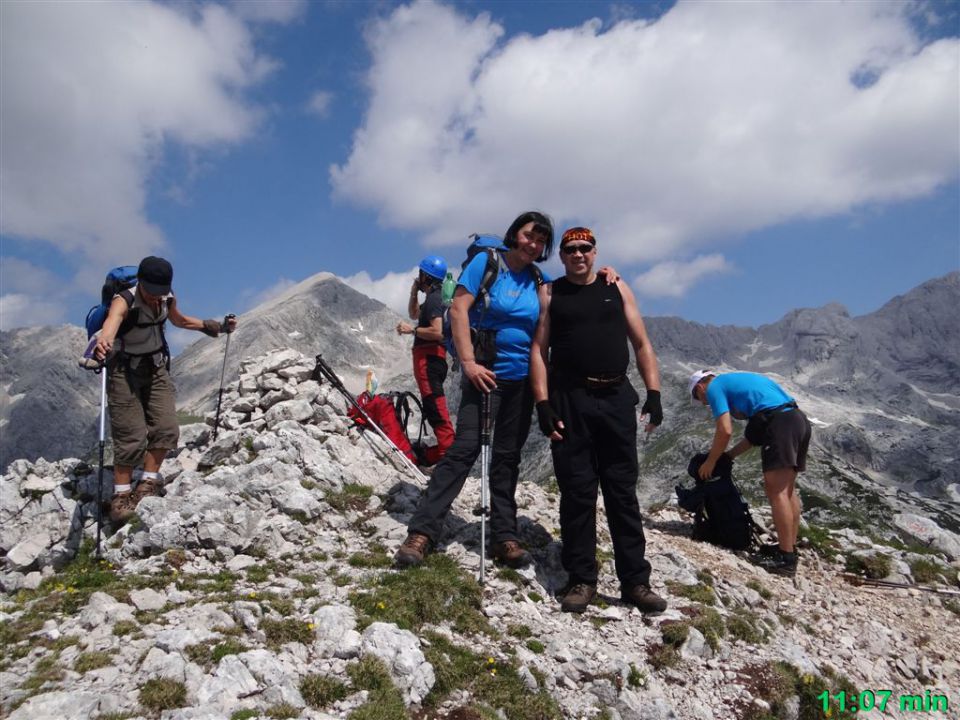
{"left": 1, "top": 0, "right": 958, "bottom": 353}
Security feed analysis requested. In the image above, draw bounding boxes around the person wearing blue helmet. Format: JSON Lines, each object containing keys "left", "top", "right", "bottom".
{"left": 396, "top": 255, "right": 455, "bottom": 466}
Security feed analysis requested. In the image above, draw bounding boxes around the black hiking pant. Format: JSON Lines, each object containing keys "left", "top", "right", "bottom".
{"left": 549, "top": 379, "right": 652, "bottom": 589}
{"left": 408, "top": 377, "right": 533, "bottom": 545}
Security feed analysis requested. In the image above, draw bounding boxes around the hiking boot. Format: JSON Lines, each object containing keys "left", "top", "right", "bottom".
{"left": 754, "top": 549, "right": 798, "bottom": 577}
{"left": 491, "top": 540, "right": 532, "bottom": 569}
{"left": 132, "top": 475, "right": 165, "bottom": 503}
{"left": 757, "top": 542, "right": 797, "bottom": 558}
{"left": 621, "top": 584, "right": 668, "bottom": 614}
{"left": 108, "top": 492, "right": 138, "bottom": 525}
{"left": 395, "top": 533, "right": 430, "bottom": 568}
{"left": 560, "top": 583, "right": 597, "bottom": 613}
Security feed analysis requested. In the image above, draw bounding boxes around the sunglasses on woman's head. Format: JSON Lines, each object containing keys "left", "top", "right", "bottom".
{"left": 561, "top": 243, "right": 595, "bottom": 256}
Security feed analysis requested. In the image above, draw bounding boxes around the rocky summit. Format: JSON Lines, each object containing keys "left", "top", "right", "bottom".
{"left": 2, "top": 349, "right": 958, "bottom": 720}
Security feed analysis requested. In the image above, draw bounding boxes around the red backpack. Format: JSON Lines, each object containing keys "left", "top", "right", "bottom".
{"left": 347, "top": 392, "right": 425, "bottom": 464}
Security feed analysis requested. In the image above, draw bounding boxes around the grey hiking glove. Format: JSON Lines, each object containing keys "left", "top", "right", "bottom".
{"left": 201, "top": 318, "right": 221, "bottom": 338}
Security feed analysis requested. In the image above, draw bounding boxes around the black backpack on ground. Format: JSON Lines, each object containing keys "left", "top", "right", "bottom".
{"left": 676, "top": 453, "right": 763, "bottom": 551}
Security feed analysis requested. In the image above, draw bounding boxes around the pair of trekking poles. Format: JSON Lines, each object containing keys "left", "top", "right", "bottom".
{"left": 312, "top": 356, "right": 495, "bottom": 583}
{"left": 81, "top": 316, "right": 235, "bottom": 558}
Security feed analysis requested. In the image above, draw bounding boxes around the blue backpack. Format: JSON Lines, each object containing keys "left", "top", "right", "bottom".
{"left": 441, "top": 234, "right": 543, "bottom": 367}
{"left": 84, "top": 266, "right": 138, "bottom": 339}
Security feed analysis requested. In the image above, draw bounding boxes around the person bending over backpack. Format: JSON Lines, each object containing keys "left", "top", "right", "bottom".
{"left": 94, "top": 256, "right": 237, "bottom": 525}
{"left": 395, "top": 255, "right": 455, "bottom": 467}
{"left": 688, "top": 370, "right": 812, "bottom": 576}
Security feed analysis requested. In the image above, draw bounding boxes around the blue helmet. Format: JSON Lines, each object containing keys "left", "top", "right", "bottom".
{"left": 418, "top": 255, "right": 447, "bottom": 281}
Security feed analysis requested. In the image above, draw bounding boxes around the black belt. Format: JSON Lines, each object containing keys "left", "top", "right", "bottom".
{"left": 554, "top": 371, "right": 626, "bottom": 389}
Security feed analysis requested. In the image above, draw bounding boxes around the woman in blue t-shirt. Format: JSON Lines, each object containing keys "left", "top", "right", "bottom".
{"left": 395, "top": 211, "right": 556, "bottom": 570}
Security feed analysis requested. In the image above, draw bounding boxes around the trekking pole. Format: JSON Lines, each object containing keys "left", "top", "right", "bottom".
{"left": 841, "top": 573, "right": 960, "bottom": 596}
{"left": 312, "top": 355, "right": 427, "bottom": 483}
{"left": 473, "top": 390, "right": 492, "bottom": 584}
{"left": 95, "top": 365, "right": 107, "bottom": 558}
{"left": 212, "top": 314, "right": 236, "bottom": 441}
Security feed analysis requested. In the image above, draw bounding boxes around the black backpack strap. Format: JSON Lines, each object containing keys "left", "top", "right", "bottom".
{"left": 475, "top": 248, "right": 501, "bottom": 312}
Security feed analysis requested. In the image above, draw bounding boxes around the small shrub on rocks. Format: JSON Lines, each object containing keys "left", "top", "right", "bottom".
{"left": 139, "top": 677, "right": 187, "bottom": 712}
{"left": 265, "top": 703, "right": 300, "bottom": 719}
{"left": 746, "top": 579, "right": 773, "bottom": 600}
{"left": 300, "top": 674, "right": 350, "bottom": 708}
{"left": 325, "top": 483, "right": 373, "bottom": 512}
{"left": 262, "top": 618, "right": 314, "bottom": 648}
{"left": 349, "top": 554, "right": 491, "bottom": 636}
{"left": 525, "top": 639, "right": 545, "bottom": 654}
{"left": 909, "top": 557, "right": 947, "bottom": 584}
{"left": 230, "top": 710, "right": 259, "bottom": 720}
{"left": 845, "top": 553, "right": 892, "bottom": 579}
{"left": 347, "top": 656, "right": 406, "bottom": 720}
{"left": 73, "top": 651, "right": 113, "bottom": 673}
{"left": 667, "top": 581, "right": 716, "bottom": 606}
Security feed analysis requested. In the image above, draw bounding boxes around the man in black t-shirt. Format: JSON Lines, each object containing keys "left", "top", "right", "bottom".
{"left": 396, "top": 255, "right": 454, "bottom": 466}
{"left": 530, "top": 228, "right": 666, "bottom": 614}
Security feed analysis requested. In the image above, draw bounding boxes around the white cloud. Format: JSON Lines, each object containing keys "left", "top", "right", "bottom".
{"left": 632, "top": 254, "right": 733, "bottom": 298}
{"left": 0, "top": 1, "right": 274, "bottom": 300}
{"left": 331, "top": 0, "right": 959, "bottom": 267}
{"left": 0, "top": 293, "right": 66, "bottom": 331}
{"left": 307, "top": 90, "right": 334, "bottom": 118}
{"left": 0, "top": 258, "right": 70, "bottom": 330}
{"left": 340, "top": 267, "right": 420, "bottom": 317}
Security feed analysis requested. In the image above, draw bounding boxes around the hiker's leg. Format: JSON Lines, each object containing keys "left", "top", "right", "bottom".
{"left": 763, "top": 468, "right": 798, "bottom": 552}
{"left": 761, "top": 410, "right": 809, "bottom": 553}
{"left": 142, "top": 365, "right": 179, "bottom": 472}
{"left": 143, "top": 449, "right": 167, "bottom": 474}
{"left": 414, "top": 347, "right": 455, "bottom": 465}
{"left": 107, "top": 363, "right": 148, "bottom": 489}
{"left": 488, "top": 379, "right": 533, "bottom": 544}
{"left": 551, "top": 385, "right": 601, "bottom": 584}
{"left": 407, "top": 378, "right": 482, "bottom": 541}
{"left": 596, "top": 382, "right": 651, "bottom": 588}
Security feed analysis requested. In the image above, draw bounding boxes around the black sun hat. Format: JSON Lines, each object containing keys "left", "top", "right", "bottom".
{"left": 137, "top": 256, "right": 173, "bottom": 295}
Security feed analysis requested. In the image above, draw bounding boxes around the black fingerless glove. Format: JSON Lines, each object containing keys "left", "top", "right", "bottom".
{"left": 201, "top": 318, "right": 221, "bottom": 338}
{"left": 641, "top": 390, "right": 663, "bottom": 426}
{"left": 536, "top": 400, "right": 563, "bottom": 438}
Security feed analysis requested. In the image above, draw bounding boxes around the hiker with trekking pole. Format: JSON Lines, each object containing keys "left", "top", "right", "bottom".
{"left": 395, "top": 255, "right": 456, "bottom": 468}
{"left": 88, "top": 256, "right": 237, "bottom": 528}
{"left": 688, "top": 370, "right": 812, "bottom": 577}
{"left": 530, "top": 227, "right": 667, "bottom": 614}
{"left": 394, "top": 212, "right": 621, "bottom": 581}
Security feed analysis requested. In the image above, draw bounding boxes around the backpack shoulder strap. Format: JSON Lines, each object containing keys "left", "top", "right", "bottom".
{"left": 529, "top": 264, "right": 544, "bottom": 287}
{"left": 476, "top": 248, "right": 502, "bottom": 311}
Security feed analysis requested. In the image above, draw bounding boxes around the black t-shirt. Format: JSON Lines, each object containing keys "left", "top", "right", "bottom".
{"left": 548, "top": 277, "right": 629, "bottom": 377}
{"left": 414, "top": 286, "right": 443, "bottom": 347}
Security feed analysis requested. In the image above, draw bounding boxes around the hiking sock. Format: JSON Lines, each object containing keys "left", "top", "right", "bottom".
{"left": 114, "top": 485, "right": 132, "bottom": 494}
{"left": 140, "top": 471, "right": 162, "bottom": 482}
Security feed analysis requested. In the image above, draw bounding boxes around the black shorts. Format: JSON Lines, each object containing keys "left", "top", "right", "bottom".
{"left": 759, "top": 409, "right": 811, "bottom": 472}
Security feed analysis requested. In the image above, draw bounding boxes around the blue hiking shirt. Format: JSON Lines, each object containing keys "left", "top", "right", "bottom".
{"left": 705, "top": 372, "right": 795, "bottom": 420}
{"left": 458, "top": 251, "right": 547, "bottom": 381}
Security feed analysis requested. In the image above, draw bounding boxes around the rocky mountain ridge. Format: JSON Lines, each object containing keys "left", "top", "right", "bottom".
{"left": 1, "top": 349, "right": 959, "bottom": 720}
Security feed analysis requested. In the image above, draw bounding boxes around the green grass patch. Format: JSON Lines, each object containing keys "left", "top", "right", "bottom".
{"left": 422, "top": 632, "right": 561, "bottom": 719}
{"left": 230, "top": 711, "right": 260, "bottom": 720}
{"left": 844, "top": 553, "right": 892, "bottom": 580}
{"left": 265, "top": 703, "right": 300, "bottom": 719}
{"left": 496, "top": 567, "right": 524, "bottom": 586}
{"left": 325, "top": 483, "right": 374, "bottom": 513}
{"left": 667, "top": 581, "right": 716, "bottom": 606}
{"left": 348, "top": 543, "right": 393, "bottom": 569}
{"left": 74, "top": 651, "right": 113, "bottom": 673}
{"left": 627, "top": 663, "right": 645, "bottom": 688}
{"left": 726, "top": 609, "right": 768, "bottom": 645}
{"left": 347, "top": 656, "right": 407, "bottom": 720}
{"left": 525, "top": 639, "right": 545, "bottom": 654}
{"left": 507, "top": 624, "right": 532, "bottom": 639}
{"left": 262, "top": 618, "right": 315, "bottom": 649}
{"left": 746, "top": 579, "right": 773, "bottom": 600}
{"left": 185, "top": 639, "right": 248, "bottom": 669}
{"left": 909, "top": 557, "right": 948, "bottom": 584}
{"left": 349, "top": 554, "right": 491, "bottom": 636}
{"left": 112, "top": 619, "right": 140, "bottom": 637}
{"left": 300, "top": 674, "right": 350, "bottom": 708}
{"left": 647, "top": 644, "right": 679, "bottom": 670}
{"left": 139, "top": 677, "right": 187, "bottom": 712}
{"left": 799, "top": 523, "right": 841, "bottom": 559}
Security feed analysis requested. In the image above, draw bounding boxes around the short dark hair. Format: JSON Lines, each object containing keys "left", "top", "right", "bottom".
{"left": 503, "top": 210, "right": 554, "bottom": 262}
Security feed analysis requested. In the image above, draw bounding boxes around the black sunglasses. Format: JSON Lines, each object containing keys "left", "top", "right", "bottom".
{"left": 561, "top": 243, "right": 595, "bottom": 256}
